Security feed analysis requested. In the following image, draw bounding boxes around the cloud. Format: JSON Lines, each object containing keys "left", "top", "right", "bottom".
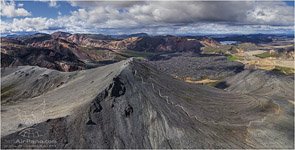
{"left": 0, "top": 17, "right": 64, "bottom": 33}
{"left": 2, "top": 16, "right": 292, "bottom": 35}
{"left": 68, "top": 1, "right": 143, "bottom": 8}
{"left": 37, "top": 0, "right": 59, "bottom": 8}
{"left": 1, "top": 1, "right": 294, "bottom": 35}
{"left": 246, "top": 2, "right": 294, "bottom": 26}
{"left": 17, "top": 3, "right": 24, "bottom": 7}
{"left": 0, "top": 0, "right": 31, "bottom": 17}
{"left": 48, "top": 0, "right": 58, "bottom": 8}
{"left": 68, "top": 1, "right": 294, "bottom": 26}
{"left": 61, "top": 1, "right": 294, "bottom": 32}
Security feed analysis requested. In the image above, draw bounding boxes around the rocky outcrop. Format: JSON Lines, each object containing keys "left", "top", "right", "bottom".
{"left": 200, "top": 38, "right": 220, "bottom": 47}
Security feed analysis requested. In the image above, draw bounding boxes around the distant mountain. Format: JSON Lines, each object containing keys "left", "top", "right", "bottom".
{"left": 1, "top": 32, "right": 217, "bottom": 71}
{"left": 111, "top": 33, "right": 149, "bottom": 39}
{"left": 125, "top": 36, "right": 203, "bottom": 52}
{"left": 1, "top": 37, "right": 86, "bottom": 71}
{"left": 15, "top": 33, "right": 52, "bottom": 43}
{"left": 67, "top": 35, "right": 204, "bottom": 52}
{"left": 2, "top": 31, "right": 38, "bottom": 38}
{"left": 51, "top": 31, "right": 72, "bottom": 39}
{"left": 211, "top": 34, "right": 294, "bottom": 44}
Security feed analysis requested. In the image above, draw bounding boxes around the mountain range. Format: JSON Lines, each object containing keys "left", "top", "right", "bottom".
{"left": 1, "top": 32, "right": 214, "bottom": 71}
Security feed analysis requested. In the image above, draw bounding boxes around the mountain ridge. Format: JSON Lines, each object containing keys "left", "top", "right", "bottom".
{"left": 1, "top": 58, "right": 293, "bottom": 148}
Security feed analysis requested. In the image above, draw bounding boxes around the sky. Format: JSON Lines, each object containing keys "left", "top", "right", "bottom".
{"left": 0, "top": 0, "right": 294, "bottom": 35}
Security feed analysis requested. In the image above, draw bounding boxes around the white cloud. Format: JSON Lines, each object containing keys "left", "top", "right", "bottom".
{"left": 37, "top": 0, "right": 58, "bottom": 8}
{"left": 246, "top": 2, "right": 294, "bottom": 26}
{"left": 1, "top": 16, "right": 292, "bottom": 35}
{"left": 68, "top": 1, "right": 143, "bottom": 8}
{"left": 0, "top": 0, "right": 31, "bottom": 17}
{"left": 1, "top": 1, "right": 294, "bottom": 35}
{"left": 17, "top": 3, "right": 24, "bottom": 7}
{"left": 65, "top": 1, "right": 294, "bottom": 29}
{"left": 1, "top": 17, "right": 64, "bottom": 33}
{"left": 49, "top": 0, "right": 58, "bottom": 8}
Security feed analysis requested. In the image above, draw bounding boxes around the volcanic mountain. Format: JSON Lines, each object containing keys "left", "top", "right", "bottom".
{"left": 1, "top": 58, "right": 293, "bottom": 149}
{"left": 1, "top": 37, "right": 86, "bottom": 72}
{"left": 1, "top": 32, "right": 208, "bottom": 72}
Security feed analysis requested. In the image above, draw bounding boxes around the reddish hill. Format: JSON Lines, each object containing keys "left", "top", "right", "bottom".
{"left": 1, "top": 38, "right": 86, "bottom": 72}
{"left": 1, "top": 32, "right": 217, "bottom": 71}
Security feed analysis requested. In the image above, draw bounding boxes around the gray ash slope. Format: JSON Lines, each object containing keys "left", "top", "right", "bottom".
{"left": 1, "top": 58, "right": 294, "bottom": 149}
{"left": 218, "top": 69, "right": 294, "bottom": 148}
{"left": 148, "top": 53, "right": 244, "bottom": 80}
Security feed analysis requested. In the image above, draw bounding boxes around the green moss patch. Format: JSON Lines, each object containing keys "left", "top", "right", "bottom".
{"left": 255, "top": 52, "right": 278, "bottom": 58}
{"left": 272, "top": 66, "right": 295, "bottom": 75}
{"left": 1, "top": 84, "right": 16, "bottom": 103}
{"left": 227, "top": 55, "right": 242, "bottom": 61}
